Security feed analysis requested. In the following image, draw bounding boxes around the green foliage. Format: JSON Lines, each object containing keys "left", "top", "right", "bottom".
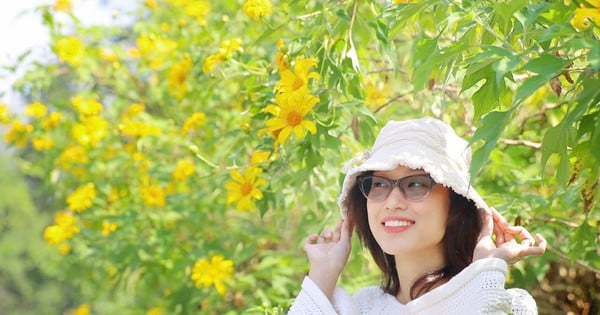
{"left": 0, "top": 0, "right": 598, "bottom": 313}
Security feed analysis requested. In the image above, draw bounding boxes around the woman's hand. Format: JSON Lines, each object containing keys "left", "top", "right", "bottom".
{"left": 473, "top": 208, "right": 547, "bottom": 264}
{"left": 303, "top": 219, "right": 353, "bottom": 300}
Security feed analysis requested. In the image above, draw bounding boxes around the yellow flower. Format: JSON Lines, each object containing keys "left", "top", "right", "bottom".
{"left": 218, "top": 38, "right": 243, "bottom": 59}
{"left": 67, "top": 183, "right": 96, "bottom": 213}
{"left": 127, "top": 47, "right": 142, "bottom": 58}
{"left": 54, "top": 0, "right": 72, "bottom": 12}
{"left": 72, "top": 96, "right": 103, "bottom": 117}
{"left": 99, "top": 47, "right": 118, "bottom": 63}
{"left": 166, "top": 0, "right": 186, "bottom": 5}
{"left": 141, "top": 184, "right": 166, "bottom": 207}
{"left": 184, "top": 1, "right": 211, "bottom": 25}
{"left": 42, "top": 112, "right": 63, "bottom": 129}
{"left": 571, "top": 1, "right": 600, "bottom": 30}
{"left": 4, "top": 121, "right": 33, "bottom": 148}
{"left": 145, "top": 0, "right": 158, "bottom": 9}
{"left": 120, "top": 120, "right": 161, "bottom": 137}
{"left": 122, "top": 103, "right": 146, "bottom": 119}
{"left": 172, "top": 158, "right": 195, "bottom": 181}
{"left": 168, "top": 55, "right": 193, "bottom": 99}
{"left": 136, "top": 35, "right": 178, "bottom": 69}
{"left": 55, "top": 211, "right": 80, "bottom": 240}
{"left": 122, "top": 103, "right": 146, "bottom": 118}
{"left": 276, "top": 57, "right": 320, "bottom": 94}
{"left": 24, "top": 102, "right": 47, "bottom": 118}
{"left": 44, "top": 225, "right": 67, "bottom": 245}
{"left": 0, "top": 103, "right": 10, "bottom": 124}
{"left": 191, "top": 254, "right": 234, "bottom": 295}
{"left": 261, "top": 90, "right": 318, "bottom": 145}
{"left": 225, "top": 166, "right": 267, "bottom": 211}
{"left": 44, "top": 211, "right": 80, "bottom": 246}
{"left": 275, "top": 51, "right": 289, "bottom": 71}
{"left": 182, "top": 112, "right": 206, "bottom": 134}
{"left": 57, "top": 145, "right": 89, "bottom": 169}
{"left": 101, "top": 221, "right": 118, "bottom": 236}
{"left": 363, "top": 78, "right": 390, "bottom": 108}
{"left": 137, "top": 35, "right": 177, "bottom": 55}
{"left": 58, "top": 243, "right": 71, "bottom": 254}
{"left": 202, "top": 53, "right": 224, "bottom": 73}
{"left": 55, "top": 36, "right": 85, "bottom": 66}
{"left": 250, "top": 150, "right": 270, "bottom": 165}
{"left": 243, "top": 0, "right": 273, "bottom": 20}
{"left": 147, "top": 307, "right": 164, "bottom": 315}
{"left": 73, "top": 304, "right": 91, "bottom": 315}
{"left": 32, "top": 137, "right": 55, "bottom": 151}
{"left": 72, "top": 116, "right": 109, "bottom": 146}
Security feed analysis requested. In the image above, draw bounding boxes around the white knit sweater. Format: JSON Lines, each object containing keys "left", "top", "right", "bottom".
{"left": 288, "top": 258, "right": 537, "bottom": 314}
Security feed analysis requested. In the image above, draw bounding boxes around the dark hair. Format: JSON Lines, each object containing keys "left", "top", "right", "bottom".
{"left": 345, "top": 179, "right": 482, "bottom": 299}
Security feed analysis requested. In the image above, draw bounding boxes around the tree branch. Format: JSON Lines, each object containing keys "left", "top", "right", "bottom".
{"left": 499, "top": 138, "right": 542, "bottom": 149}
{"left": 547, "top": 247, "right": 600, "bottom": 276}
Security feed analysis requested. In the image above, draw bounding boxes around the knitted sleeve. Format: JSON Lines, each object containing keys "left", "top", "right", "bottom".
{"left": 288, "top": 258, "right": 538, "bottom": 314}
{"left": 287, "top": 276, "right": 359, "bottom": 315}
{"left": 404, "top": 258, "right": 538, "bottom": 314}
{"left": 287, "top": 276, "right": 338, "bottom": 314}
{"left": 507, "top": 288, "right": 538, "bottom": 315}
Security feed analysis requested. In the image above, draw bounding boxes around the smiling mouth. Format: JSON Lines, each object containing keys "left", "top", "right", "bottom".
{"left": 383, "top": 220, "right": 415, "bottom": 227}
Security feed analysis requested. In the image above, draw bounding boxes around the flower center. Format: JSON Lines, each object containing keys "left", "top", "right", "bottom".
{"left": 240, "top": 182, "right": 254, "bottom": 195}
{"left": 176, "top": 71, "right": 186, "bottom": 83}
{"left": 286, "top": 111, "right": 302, "bottom": 126}
{"left": 292, "top": 77, "right": 304, "bottom": 90}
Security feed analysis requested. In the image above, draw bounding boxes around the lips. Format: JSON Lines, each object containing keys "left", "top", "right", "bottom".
{"left": 382, "top": 217, "right": 415, "bottom": 233}
{"left": 384, "top": 220, "right": 414, "bottom": 227}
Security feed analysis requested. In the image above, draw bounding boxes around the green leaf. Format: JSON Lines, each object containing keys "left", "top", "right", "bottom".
{"left": 579, "top": 112, "right": 600, "bottom": 162}
{"left": 412, "top": 37, "right": 438, "bottom": 91}
{"left": 493, "top": 0, "right": 528, "bottom": 24}
{"left": 462, "top": 47, "right": 519, "bottom": 120}
{"left": 541, "top": 120, "right": 575, "bottom": 186}
{"left": 470, "top": 110, "right": 513, "bottom": 179}
{"left": 570, "top": 220, "right": 595, "bottom": 261}
{"left": 514, "top": 54, "right": 569, "bottom": 104}
{"left": 588, "top": 41, "right": 600, "bottom": 71}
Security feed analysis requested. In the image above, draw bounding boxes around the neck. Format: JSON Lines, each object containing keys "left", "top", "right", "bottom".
{"left": 394, "top": 248, "right": 446, "bottom": 304}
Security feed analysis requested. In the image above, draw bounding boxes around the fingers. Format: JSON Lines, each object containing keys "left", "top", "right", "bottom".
{"left": 478, "top": 208, "right": 494, "bottom": 240}
{"left": 514, "top": 240, "right": 546, "bottom": 259}
{"left": 535, "top": 233, "right": 547, "bottom": 252}
{"left": 331, "top": 219, "right": 343, "bottom": 242}
{"left": 304, "top": 219, "right": 350, "bottom": 247}
{"left": 491, "top": 207, "right": 509, "bottom": 227}
{"left": 511, "top": 225, "right": 535, "bottom": 246}
{"left": 339, "top": 219, "right": 353, "bottom": 242}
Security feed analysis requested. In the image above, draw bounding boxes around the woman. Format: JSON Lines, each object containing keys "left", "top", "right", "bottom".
{"left": 289, "top": 117, "right": 546, "bottom": 314}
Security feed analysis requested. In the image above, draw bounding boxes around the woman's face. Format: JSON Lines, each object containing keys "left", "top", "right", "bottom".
{"left": 366, "top": 165, "right": 450, "bottom": 257}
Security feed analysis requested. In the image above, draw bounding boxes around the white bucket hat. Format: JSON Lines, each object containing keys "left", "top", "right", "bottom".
{"left": 338, "top": 117, "right": 489, "bottom": 217}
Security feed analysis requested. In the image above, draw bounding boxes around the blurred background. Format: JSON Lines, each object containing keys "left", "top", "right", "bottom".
{"left": 1, "top": 0, "right": 598, "bottom": 314}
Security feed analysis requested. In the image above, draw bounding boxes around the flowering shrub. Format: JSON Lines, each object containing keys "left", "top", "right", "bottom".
{"left": 1, "top": 0, "right": 598, "bottom": 314}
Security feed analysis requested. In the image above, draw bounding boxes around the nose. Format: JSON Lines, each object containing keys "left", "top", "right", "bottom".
{"left": 384, "top": 185, "right": 408, "bottom": 210}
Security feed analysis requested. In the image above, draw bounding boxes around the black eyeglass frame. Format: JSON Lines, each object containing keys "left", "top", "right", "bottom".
{"left": 357, "top": 174, "right": 437, "bottom": 202}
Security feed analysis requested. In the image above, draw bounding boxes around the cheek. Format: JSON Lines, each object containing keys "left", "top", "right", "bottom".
{"left": 435, "top": 193, "right": 451, "bottom": 230}
{"left": 366, "top": 201, "right": 381, "bottom": 231}
{"left": 427, "top": 188, "right": 451, "bottom": 227}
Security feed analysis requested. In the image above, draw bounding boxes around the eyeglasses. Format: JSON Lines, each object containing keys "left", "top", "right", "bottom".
{"left": 357, "top": 174, "right": 436, "bottom": 202}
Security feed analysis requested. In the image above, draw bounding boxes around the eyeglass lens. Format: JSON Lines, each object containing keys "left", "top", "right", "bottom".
{"left": 359, "top": 174, "right": 435, "bottom": 201}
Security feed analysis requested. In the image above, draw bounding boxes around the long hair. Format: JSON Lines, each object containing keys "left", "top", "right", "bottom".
{"left": 345, "top": 179, "right": 482, "bottom": 299}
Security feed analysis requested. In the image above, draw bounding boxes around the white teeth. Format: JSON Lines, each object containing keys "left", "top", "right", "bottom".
{"left": 384, "top": 220, "right": 414, "bottom": 227}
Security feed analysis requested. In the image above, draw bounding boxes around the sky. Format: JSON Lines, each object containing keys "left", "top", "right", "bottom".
{"left": 0, "top": 0, "right": 135, "bottom": 108}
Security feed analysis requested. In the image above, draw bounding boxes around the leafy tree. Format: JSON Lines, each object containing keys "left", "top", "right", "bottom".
{"left": 1, "top": 0, "right": 598, "bottom": 314}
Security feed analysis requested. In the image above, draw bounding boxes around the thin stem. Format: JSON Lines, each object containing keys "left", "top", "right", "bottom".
{"left": 188, "top": 145, "right": 219, "bottom": 169}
